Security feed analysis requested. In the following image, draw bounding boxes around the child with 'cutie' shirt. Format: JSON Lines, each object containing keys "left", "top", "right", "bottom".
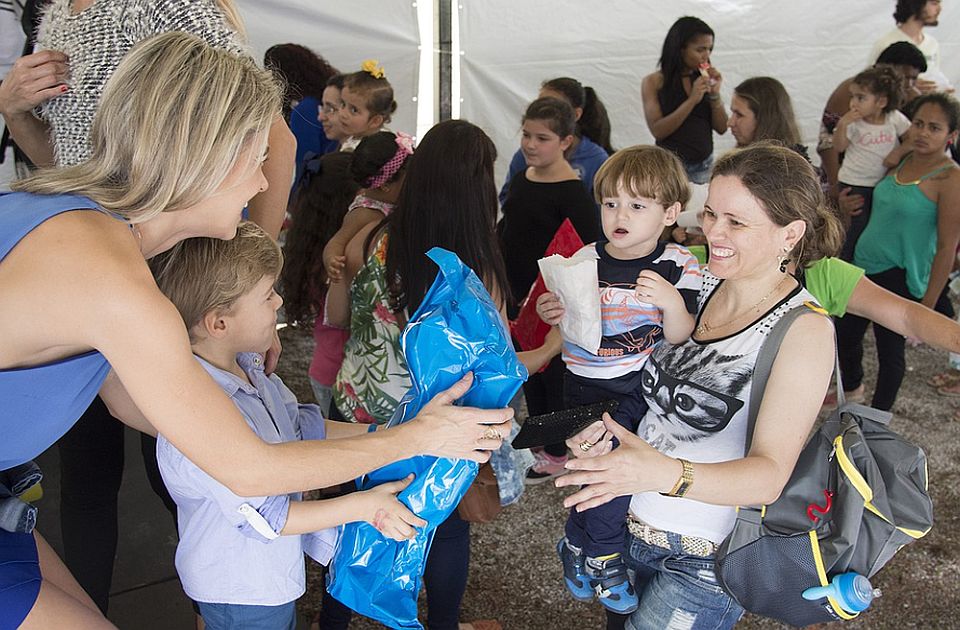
{"left": 835, "top": 65, "right": 911, "bottom": 261}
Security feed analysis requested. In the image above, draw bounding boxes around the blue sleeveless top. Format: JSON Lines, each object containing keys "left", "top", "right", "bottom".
{"left": 0, "top": 192, "right": 115, "bottom": 470}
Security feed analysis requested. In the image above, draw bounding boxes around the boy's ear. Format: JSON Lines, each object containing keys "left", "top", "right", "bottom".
{"left": 663, "top": 201, "right": 682, "bottom": 225}
{"left": 201, "top": 309, "right": 230, "bottom": 339}
{"left": 559, "top": 134, "right": 575, "bottom": 152}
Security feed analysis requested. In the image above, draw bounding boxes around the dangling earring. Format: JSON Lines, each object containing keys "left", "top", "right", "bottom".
{"left": 777, "top": 246, "right": 790, "bottom": 274}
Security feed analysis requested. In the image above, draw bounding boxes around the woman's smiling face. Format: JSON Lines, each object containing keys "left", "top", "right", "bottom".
{"left": 701, "top": 175, "right": 791, "bottom": 280}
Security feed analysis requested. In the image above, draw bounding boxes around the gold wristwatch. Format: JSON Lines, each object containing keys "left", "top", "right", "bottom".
{"left": 661, "top": 458, "right": 694, "bottom": 497}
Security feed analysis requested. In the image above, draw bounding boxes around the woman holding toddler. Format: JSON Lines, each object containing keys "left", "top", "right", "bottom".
{"left": 558, "top": 143, "right": 842, "bottom": 630}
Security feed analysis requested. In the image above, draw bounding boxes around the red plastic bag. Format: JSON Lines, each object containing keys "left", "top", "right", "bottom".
{"left": 509, "top": 219, "right": 585, "bottom": 358}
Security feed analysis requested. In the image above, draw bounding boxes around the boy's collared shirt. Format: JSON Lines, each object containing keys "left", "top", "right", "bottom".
{"left": 157, "top": 352, "right": 336, "bottom": 606}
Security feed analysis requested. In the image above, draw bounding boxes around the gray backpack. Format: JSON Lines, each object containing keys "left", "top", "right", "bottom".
{"left": 715, "top": 306, "right": 934, "bottom": 627}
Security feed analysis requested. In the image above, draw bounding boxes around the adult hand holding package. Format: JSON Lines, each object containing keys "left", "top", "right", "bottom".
{"left": 537, "top": 248, "right": 601, "bottom": 353}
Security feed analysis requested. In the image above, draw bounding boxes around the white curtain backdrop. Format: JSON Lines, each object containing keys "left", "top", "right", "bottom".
{"left": 7, "top": 2, "right": 956, "bottom": 192}
{"left": 237, "top": 0, "right": 423, "bottom": 140}
{"left": 456, "top": 1, "right": 960, "bottom": 187}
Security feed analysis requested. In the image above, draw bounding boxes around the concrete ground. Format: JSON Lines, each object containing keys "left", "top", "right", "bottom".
{"left": 32, "top": 321, "right": 960, "bottom": 629}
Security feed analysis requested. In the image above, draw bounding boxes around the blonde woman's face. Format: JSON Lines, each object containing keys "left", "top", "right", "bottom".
{"left": 204, "top": 137, "right": 269, "bottom": 238}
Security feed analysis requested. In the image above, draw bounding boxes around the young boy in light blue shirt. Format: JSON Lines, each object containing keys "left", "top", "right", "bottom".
{"left": 150, "top": 221, "right": 423, "bottom": 630}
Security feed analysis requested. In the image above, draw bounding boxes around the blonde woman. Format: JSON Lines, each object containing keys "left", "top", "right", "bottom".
{"left": 0, "top": 0, "right": 290, "bottom": 237}
{"left": 0, "top": 33, "right": 509, "bottom": 629}
{"left": 0, "top": 0, "right": 297, "bottom": 611}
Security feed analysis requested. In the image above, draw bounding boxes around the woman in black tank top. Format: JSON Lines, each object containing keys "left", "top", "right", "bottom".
{"left": 640, "top": 16, "right": 729, "bottom": 184}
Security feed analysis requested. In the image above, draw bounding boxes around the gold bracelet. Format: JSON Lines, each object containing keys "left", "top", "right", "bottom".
{"left": 661, "top": 458, "right": 694, "bottom": 497}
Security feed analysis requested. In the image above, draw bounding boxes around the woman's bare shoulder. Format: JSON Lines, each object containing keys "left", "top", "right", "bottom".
{"left": 641, "top": 71, "right": 664, "bottom": 91}
{"left": 0, "top": 209, "right": 171, "bottom": 366}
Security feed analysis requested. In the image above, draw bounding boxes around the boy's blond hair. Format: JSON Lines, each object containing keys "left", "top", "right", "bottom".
{"left": 149, "top": 222, "right": 282, "bottom": 339}
{"left": 593, "top": 145, "right": 690, "bottom": 209}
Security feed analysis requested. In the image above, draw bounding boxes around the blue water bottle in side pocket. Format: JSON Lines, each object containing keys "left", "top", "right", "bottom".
{"left": 802, "top": 572, "right": 881, "bottom": 614}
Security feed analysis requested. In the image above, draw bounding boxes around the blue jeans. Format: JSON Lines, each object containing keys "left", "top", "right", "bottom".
{"left": 683, "top": 155, "right": 714, "bottom": 185}
{"left": 197, "top": 600, "right": 296, "bottom": 630}
{"left": 608, "top": 531, "right": 742, "bottom": 630}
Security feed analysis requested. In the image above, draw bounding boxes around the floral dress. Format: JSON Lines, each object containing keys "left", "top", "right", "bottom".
{"left": 334, "top": 233, "right": 411, "bottom": 424}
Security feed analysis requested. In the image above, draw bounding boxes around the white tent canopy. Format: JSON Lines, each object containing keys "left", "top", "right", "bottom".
{"left": 237, "top": 1, "right": 959, "bottom": 186}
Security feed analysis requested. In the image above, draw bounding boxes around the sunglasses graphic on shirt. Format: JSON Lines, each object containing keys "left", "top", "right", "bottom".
{"left": 639, "top": 357, "right": 745, "bottom": 433}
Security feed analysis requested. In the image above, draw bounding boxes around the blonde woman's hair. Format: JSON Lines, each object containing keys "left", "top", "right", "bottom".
{"left": 594, "top": 144, "right": 691, "bottom": 209}
{"left": 149, "top": 221, "right": 283, "bottom": 338}
{"left": 215, "top": 0, "right": 247, "bottom": 39}
{"left": 14, "top": 32, "right": 281, "bottom": 224}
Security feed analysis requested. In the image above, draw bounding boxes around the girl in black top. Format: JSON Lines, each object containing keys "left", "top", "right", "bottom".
{"left": 498, "top": 96, "right": 601, "bottom": 479}
{"left": 498, "top": 97, "right": 601, "bottom": 319}
{"left": 641, "top": 16, "right": 729, "bottom": 184}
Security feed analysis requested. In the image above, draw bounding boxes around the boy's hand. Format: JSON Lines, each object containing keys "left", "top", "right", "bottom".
{"left": 535, "top": 291, "right": 565, "bottom": 326}
{"left": 324, "top": 254, "right": 347, "bottom": 283}
{"left": 635, "top": 270, "right": 683, "bottom": 312}
{"left": 362, "top": 474, "right": 426, "bottom": 541}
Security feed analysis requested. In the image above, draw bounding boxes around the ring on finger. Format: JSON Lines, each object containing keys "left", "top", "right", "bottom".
{"left": 578, "top": 439, "right": 595, "bottom": 452}
{"left": 481, "top": 427, "right": 502, "bottom": 441}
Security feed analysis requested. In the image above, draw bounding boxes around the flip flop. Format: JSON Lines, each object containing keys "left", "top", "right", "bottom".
{"left": 937, "top": 384, "right": 960, "bottom": 398}
{"left": 928, "top": 370, "right": 960, "bottom": 388}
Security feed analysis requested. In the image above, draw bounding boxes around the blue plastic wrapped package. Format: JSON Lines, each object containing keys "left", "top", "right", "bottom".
{"left": 327, "top": 248, "right": 528, "bottom": 629}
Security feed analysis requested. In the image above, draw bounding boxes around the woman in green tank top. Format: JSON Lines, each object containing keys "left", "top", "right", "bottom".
{"left": 836, "top": 94, "right": 960, "bottom": 411}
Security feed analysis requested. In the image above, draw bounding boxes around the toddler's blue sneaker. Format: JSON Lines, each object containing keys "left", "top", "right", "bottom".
{"left": 557, "top": 538, "right": 594, "bottom": 602}
{"left": 586, "top": 553, "right": 638, "bottom": 614}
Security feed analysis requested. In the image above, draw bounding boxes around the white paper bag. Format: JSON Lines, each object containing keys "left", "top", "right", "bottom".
{"left": 538, "top": 249, "right": 602, "bottom": 353}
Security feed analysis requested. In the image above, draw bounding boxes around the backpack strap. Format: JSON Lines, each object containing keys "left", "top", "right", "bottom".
{"left": 744, "top": 303, "right": 830, "bottom": 454}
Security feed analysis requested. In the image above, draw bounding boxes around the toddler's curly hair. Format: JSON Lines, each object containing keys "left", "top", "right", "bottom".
{"left": 853, "top": 65, "right": 904, "bottom": 113}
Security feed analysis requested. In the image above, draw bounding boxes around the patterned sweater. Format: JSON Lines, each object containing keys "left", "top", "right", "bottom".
{"left": 37, "top": 0, "right": 246, "bottom": 166}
